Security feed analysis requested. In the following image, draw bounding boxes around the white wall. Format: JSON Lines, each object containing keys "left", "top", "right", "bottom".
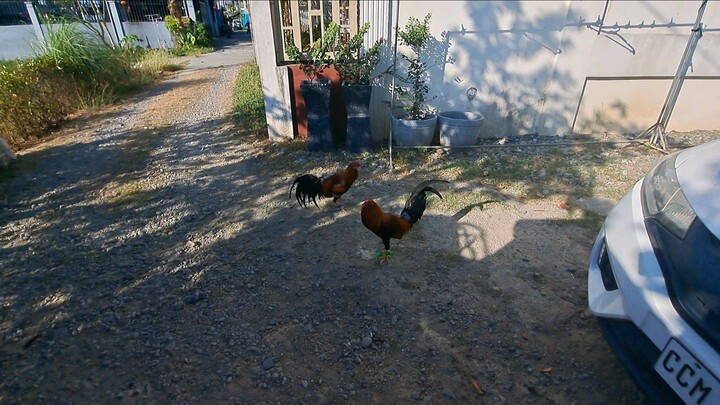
{"left": 0, "top": 25, "right": 39, "bottom": 60}
{"left": 249, "top": 0, "right": 294, "bottom": 142}
{"left": 369, "top": 0, "right": 720, "bottom": 138}
{"left": 250, "top": 0, "right": 720, "bottom": 141}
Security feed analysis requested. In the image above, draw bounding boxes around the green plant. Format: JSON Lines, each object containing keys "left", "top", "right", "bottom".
{"left": 119, "top": 34, "right": 145, "bottom": 60}
{"left": 0, "top": 20, "right": 172, "bottom": 148}
{"left": 233, "top": 62, "right": 267, "bottom": 134}
{"left": 165, "top": 16, "right": 213, "bottom": 54}
{"left": 285, "top": 21, "right": 340, "bottom": 80}
{"left": 394, "top": 13, "right": 434, "bottom": 120}
{"left": 334, "top": 22, "right": 384, "bottom": 85}
{"left": 0, "top": 58, "right": 76, "bottom": 146}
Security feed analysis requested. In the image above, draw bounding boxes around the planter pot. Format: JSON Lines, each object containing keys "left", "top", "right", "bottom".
{"left": 392, "top": 113, "right": 438, "bottom": 146}
{"left": 300, "top": 79, "right": 334, "bottom": 152}
{"left": 438, "top": 111, "right": 485, "bottom": 147}
{"left": 342, "top": 83, "right": 373, "bottom": 153}
{"left": 288, "top": 65, "right": 344, "bottom": 145}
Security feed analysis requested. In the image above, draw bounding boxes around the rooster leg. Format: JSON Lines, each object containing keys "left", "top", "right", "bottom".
{"left": 378, "top": 249, "right": 395, "bottom": 264}
{"left": 333, "top": 196, "right": 346, "bottom": 211}
{"left": 374, "top": 248, "right": 394, "bottom": 263}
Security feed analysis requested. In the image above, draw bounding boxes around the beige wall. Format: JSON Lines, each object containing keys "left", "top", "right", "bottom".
{"left": 364, "top": 0, "right": 720, "bottom": 138}
{"left": 254, "top": 0, "right": 720, "bottom": 141}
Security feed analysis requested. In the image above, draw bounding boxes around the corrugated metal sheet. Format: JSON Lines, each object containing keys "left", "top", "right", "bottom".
{"left": 360, "top": 0, "right": 396, "bottom": 142}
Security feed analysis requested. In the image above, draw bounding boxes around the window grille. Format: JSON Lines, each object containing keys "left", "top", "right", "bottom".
{"left": 276, "top": 0, "right": 357, "bottom": 61}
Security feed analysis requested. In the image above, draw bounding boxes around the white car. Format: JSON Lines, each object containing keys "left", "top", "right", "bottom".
{"left": 588, "top": 139, "right": 720, "bottom": 404}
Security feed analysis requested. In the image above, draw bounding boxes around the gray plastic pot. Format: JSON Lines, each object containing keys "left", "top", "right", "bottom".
{"left": 391, "top": 113, "right": 438, "bottom": 146}
{"left": 438, "top": 111, "right": 485, "bottom": 147}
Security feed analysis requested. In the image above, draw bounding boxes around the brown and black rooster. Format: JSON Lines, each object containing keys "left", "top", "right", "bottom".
{"left": 361, "top": 180, "right": 449, "bottom": 262}
{"left": 289, "top": 161, "right": 361, "bottom": 209}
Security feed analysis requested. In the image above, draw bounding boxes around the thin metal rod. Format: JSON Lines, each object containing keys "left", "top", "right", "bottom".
{"left": 598, "top": 0, "right": 610, "bottom": 35}
{"left": 639, "top": 0, "right": 708, "bottom": 150}
{"left": 390, "top": 139, "right": 646, "bottom": 149}
{"left": 387, "top": 0, "right": 400, "bottom": 171}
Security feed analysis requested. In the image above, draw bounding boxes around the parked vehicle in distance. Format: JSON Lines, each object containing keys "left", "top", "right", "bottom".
{"left": 588, "top": 139, "right": 720, "bottom": 404}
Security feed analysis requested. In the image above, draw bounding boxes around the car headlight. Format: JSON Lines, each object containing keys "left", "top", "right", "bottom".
{"left": 642, "top": 154, "right": 697, "bottom": 239}
{"left": 641, "top": 152, "right": 720, "bottom": 353}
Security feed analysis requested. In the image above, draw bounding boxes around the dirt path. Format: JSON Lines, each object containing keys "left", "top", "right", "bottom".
{"left": 3, "top": 33, "right": 703, "bottom": 404}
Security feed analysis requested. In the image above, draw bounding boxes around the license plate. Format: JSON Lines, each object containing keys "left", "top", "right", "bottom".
{"left": 655, "top": 339, "right": 720, "bottom": 404}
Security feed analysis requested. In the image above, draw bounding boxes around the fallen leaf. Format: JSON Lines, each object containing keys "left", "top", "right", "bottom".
{"left": 520, "top": 332, "right": 529, "bottom": 340}
{"left": 541, "top": 367, "right": 552, "bottom": 373}
{"left": 469, "top": 378, "right": 484, "bottom": 395}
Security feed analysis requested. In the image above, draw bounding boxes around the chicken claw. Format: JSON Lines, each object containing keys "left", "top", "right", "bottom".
{"left": 374, "top": 249, "right": 394, "bottom": 263}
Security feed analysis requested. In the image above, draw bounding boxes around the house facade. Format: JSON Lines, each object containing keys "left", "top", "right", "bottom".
{"left": 250, "top": 0, "right": 720, "bottom": 143}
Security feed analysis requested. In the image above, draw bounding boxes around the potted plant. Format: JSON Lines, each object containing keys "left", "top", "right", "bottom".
{"left": 391, "top": 13, "right": 437, "bottom": 147}
{"left": 335, "top": 23, "right": 384, "bottom": 153}
{"left": 286, "top": 22, "right": 340, "bottom": 152}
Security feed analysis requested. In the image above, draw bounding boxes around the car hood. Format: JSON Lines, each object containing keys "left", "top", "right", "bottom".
{"left": 676, "top": 139, "right": 720, "bottom": 240}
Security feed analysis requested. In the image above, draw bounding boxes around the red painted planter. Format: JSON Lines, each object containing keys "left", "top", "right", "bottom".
{"left": 288, "top": 65, "right": 346, "bottom": 143}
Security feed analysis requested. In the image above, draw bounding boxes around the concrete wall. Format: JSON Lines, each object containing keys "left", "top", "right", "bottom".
{"left": 0, "top": 25, "right": 37, "bottom": 60}
{"left": 252, "top": 0, "right": 720, "bottom": 142}
{"left": 249, "top": 0, "right": 294, "bottom": 142}
{"left": 123, "top": 22, "right": 175, "bottom": 49}
{"left": 0, "top": 20, "right": 175, "bottom": 60}
{"left": 377, "top": 0, "right": 720, "bottom": 137}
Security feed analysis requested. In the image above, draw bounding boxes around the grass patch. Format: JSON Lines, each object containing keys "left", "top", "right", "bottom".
{"left": 233, "top": 62, "right": 267, "bottom": 134}
{"left": 435, "top": 147, "right": 598, "bottom": 198}
{"left": 436, "top": 191, "right": 498, "bottom": 215}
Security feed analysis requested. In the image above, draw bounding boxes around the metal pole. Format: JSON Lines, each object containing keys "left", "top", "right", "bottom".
{"left": 388, "top": 0, "right": 400, "bottom": 171}
{"left": 639, "top": 0, "right": 708, "bottom": 150}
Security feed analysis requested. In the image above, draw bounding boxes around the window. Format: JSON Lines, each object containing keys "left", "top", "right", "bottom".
{"left": 276, "top": 0, "right": 358, "bottom": 61}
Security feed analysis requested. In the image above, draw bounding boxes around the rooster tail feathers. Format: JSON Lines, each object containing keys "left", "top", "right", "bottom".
{"left": 290, "top": 174, "right": 323, "bottom": 208}
{"left": 400, "top": 180, "right": 449, "bottom": 224}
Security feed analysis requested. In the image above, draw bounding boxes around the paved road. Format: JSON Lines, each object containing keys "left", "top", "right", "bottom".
{"left": 178, "top": 31, "right": 255, "bottom": 72}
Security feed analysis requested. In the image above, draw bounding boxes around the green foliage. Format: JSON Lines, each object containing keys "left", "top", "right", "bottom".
{"left": 0, "top": 21, "right": 174, "bottom": 148}
{"left": 334, "top": 23, "right": 384, "bottom": 85}
{"left": 233, "top": 62, "right": 267, "bottom": 134}
{"left": 0, "top": 58, "right": 76, "bottom": 145}
{"left": 119, "top": 34, "right": 145, "bottom": 60}
{"left": 285, "top": 21, "right": 340, "bottom": 79}
{"left": 394, "top": 13, "right": 434, "bottom": 120}
{"left": 164, "top": 16, "right": 213, "bottom": 55}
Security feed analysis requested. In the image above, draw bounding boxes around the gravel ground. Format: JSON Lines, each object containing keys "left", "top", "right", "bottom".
{"left": 2, "top": 33, "right": 720, "bottom": 404}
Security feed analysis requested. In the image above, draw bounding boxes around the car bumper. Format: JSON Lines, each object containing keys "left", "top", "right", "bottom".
{"left": 588, "top": 180, "right": 720, "bottom": 403}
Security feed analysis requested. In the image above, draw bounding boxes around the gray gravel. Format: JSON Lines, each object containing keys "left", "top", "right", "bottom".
{"left": 2, "top": 31, "right": 718, "bottom": 404}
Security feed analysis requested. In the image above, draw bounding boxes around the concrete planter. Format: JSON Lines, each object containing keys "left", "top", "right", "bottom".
{"left": 391, "top": 113, "right": 438, "bottom": 147}
{"left": 438, "top": 111, "right": 485, "bottom": 147}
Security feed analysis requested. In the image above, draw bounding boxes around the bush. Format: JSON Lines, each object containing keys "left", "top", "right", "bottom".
{"left": 0, "top": 21, "right": 175, "bottom": 148}
{"left": 0, "top": 58, "right": 77, "bottom": 145}
{"left": 164, "top": 16, "right": 213, "bottom": 55}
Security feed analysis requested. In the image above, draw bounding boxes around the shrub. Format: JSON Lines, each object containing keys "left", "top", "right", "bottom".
{"left": 0, "top": 58, "right": 76, "bottom": 145}
{"left": 164, "top": 16, "right": 213, "bottom": 55}
{"left": 0, "top": 21, "right": 175, "bottom": 148}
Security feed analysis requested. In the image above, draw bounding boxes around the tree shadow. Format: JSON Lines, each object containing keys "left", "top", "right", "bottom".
{"left": 0, "top": 21, "right": 666, "bottom": 402}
